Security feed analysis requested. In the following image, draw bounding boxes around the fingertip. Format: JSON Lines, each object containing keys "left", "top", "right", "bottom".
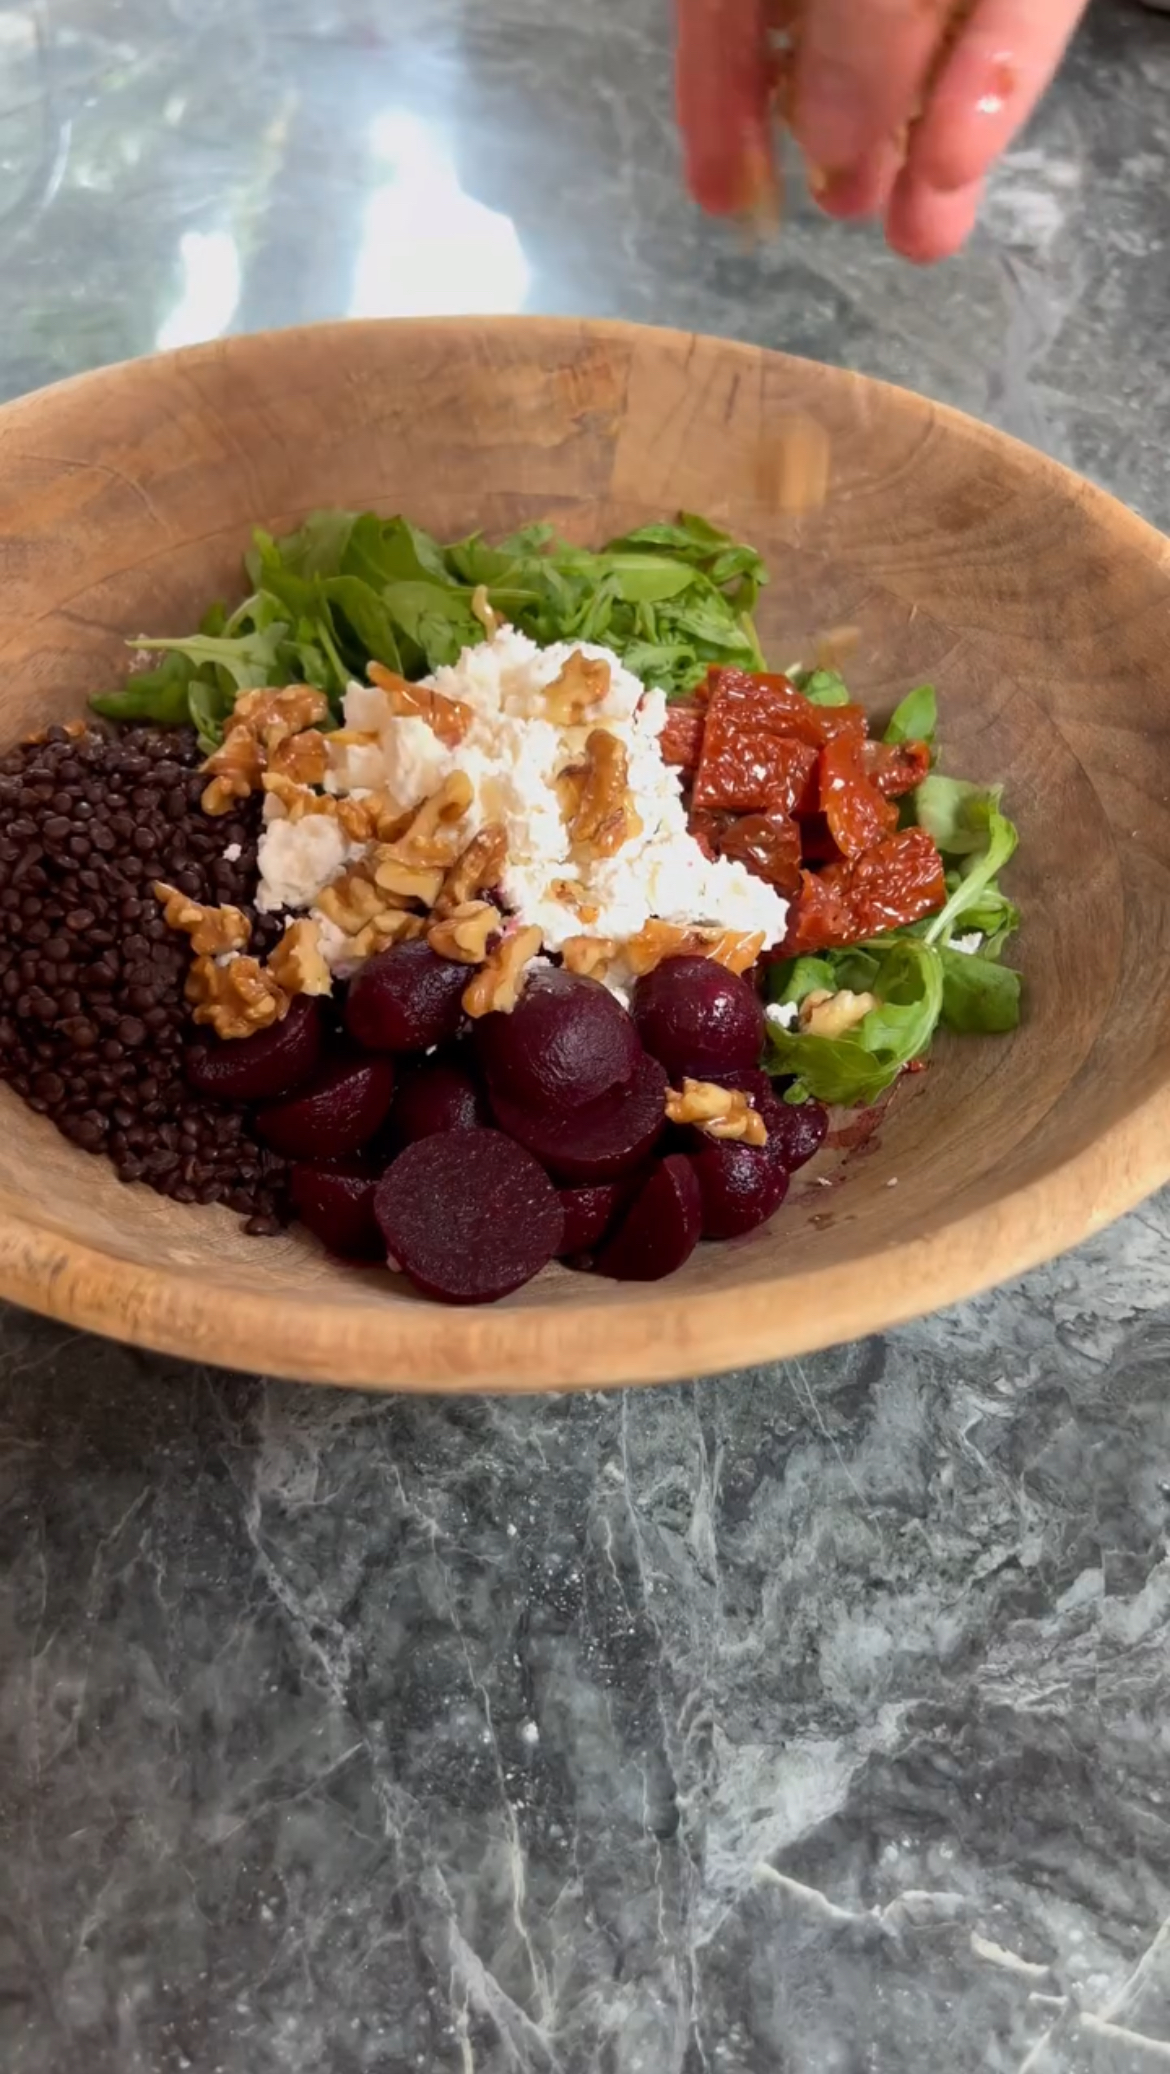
{"left": 885, "top": 170, "right": 985, "bottom": 263}
{"left": 809, "top": 141, "right": 901, "bottom": 222}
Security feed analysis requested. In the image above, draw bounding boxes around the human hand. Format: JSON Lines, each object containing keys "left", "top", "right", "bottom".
{"left": 676, "top": 0, "right": 1088, "bottom": 262}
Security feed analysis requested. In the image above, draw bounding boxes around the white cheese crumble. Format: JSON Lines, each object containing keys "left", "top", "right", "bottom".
{"left": 255, "top": 626, "right": 788, "bottom": 971}
{"left": 765, "top": 1000, "right": 799, "bottom": 1031}
{"left": 222, "top": 841, "right": 242, "bottom": 864}
{"left": 949, "top": 932, "right": 984, "bottom": 956}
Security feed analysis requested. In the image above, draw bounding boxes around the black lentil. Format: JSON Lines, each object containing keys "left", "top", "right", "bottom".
{"left": 0, "top": 723, "right": 289, "bottom": 1230}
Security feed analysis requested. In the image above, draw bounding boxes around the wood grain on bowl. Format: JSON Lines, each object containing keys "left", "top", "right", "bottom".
{"left": 0, "top": 317, "right": 1168, "bottom": 1390}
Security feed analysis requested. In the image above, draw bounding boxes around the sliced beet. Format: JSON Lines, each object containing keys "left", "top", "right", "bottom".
{"left": 291, "top": 1158, "right": 386, "bottom": 1261}
{"left": 557, "top": 1179, "right": 632, "bottom": 1256}
{"left": 257, "top": 1053, "right": 395, "bottom": 1161}
{"left": 476, "top": 969, "right": 641, "bottom": 1115}
{"left": 391, "top": 1057, "right": 487, "bottom": 1144}
{"left": 758, "top": 1088, "right": 829, "bottom": 1172}
{"left": 687, "top": 1138, "right": 790, "bottom": 1239}
{"left": 593, "top": 1155, "right": 702, "bottom": 1282}
{"left": 184, "top": 996, "right": 323, "bottom": 1103}
{"left": 631, "top": 956, "right": 765, "bottom": 1081}
{"left": 489, "top": 1052, "right": 668, "bottom": 1183}
{"left": 345, "top": 941, "right": 468, "bottom": 1053}
{"left": 375, "top": 1129, "right": 563, "bottom": 1304}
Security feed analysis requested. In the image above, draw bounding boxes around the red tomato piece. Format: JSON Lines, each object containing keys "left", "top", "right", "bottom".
{"left": 693, "top": 704, "right": 819, "bottom": 813}
{"left": 706, "top": 669, "right": 867, "bottom": 750}
{"left": 716, "top": 811, "right": 803, "bottom": 895}
{"left": 862, "top": 738, "right": 932, "bottom": 798}
{"left": 779, "top": 868, "right": 857, "bottom": 955}
{"left": 796, "top": 811, "right": 842, "bottom": 862}
{"left": 661, "top": 702, "right": 706, "bottom": 770}
{"left": 689, "top": 807, "right": 736, "bottom": 861}
{"left": 818, "top": 733, "right": 898, "bottom": 860}
{"left": 842, "top": 827, "right": 947, "bottom": 937}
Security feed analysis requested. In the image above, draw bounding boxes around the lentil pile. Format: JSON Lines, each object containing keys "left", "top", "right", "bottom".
{"left": 0, "top": 723, "right": 290, "bottom": 1232}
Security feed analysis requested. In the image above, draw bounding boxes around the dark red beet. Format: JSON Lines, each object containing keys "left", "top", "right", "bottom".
{"left": 631, "top": 956, "right": 765, "bottom": 1080}
{"left": 489, "top": 1052, "right": 668, "bottom": 1183}
{"left": 391, "top": 1058, "right": 487, "bottom": 1144}
{"left": 345, "top": 941, "right": 468, "bottom": 1053}
{"left": 687, "top": 1138, "right": 790, "bottom": 1239}
{"left": 758, "top": 1089, "right": 829, "bottom": 1172}
{"left": 593, "top": 1155, "right": 702, "bottom": 1282}
{"left": 184, "top": 996, "right": 323, "bottom": 1103}
{"left": 557, "top": 1179, "right": 631, "bottom": 1256}
{"left": 257, "top": 1053, "right": 395, "bottom": 1161}
{"left": 375, "top": 1129, "right": 563, "bottom": 1304}
{"left": 291, "top": 1158, "right": 386, "bottom": 1261}
{"left": 476, "top": 969, "right": 641, "bottom": 1114}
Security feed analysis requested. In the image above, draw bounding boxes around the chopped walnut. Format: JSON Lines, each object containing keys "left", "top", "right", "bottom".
{"left": 548, "top": 878, "right": 600, "bottom": 926}
{"left": 799, "top": 988, "right": 879, "bottom": 1039}
{"left": 268, "top": 728, "right": 330, "bottom": 787}
{"left": 543, "top": 651, "right": 611, "bottom": 725}
{"left": 561, "top": 935, "right": 617, "bottom": 980}
{"left": 153, "top": 881, "right": 252, "bottom": 957}
{"left": 267, "top": 918, "right": 333, "bottom": 998}
{"left": 261, "top": 772, "right": 340, "bottom": 821}
{"left": 371, "top": 852, "right": 445, "bottom": 909}
{"left": 368, "top": 660, "right": 472, "bottom": 748}
{"left": 471, "top": 585, "right": 501, "bottom": 637}
{"left": 691, "top": 928, "right": 767, "bottom": 978}
{"left": 621, "top": 920, "right": 693, "bottom": 976}
{"left": 385, "top": 772, "right": 474, "bottom": 869}
{"left": 566, "top": 729, "right": 642, "bottom": 860}
{"left": 231, "top": 685, "right": 330, "bottom": 748}
{"left": 346, "top": 911, "right": 427, "bottom": 960}
{"left": 186, "top": 954, "right": 287, "bottom": 1040}
{"left": 462, "top": 926, "right": 543, "bottom": 1018}
{"left": 426, "top": 901, "right": 499, "bottom": 965}
{"left": 202, "top": 730, "right": 264, "bottom": 815}
{"left": 315, "top": 865, "right": 392, "bottom": 936}
{"left": 665, "top": 1078, "right": 768, "bottom": 1148}
{"left": 335, "top": 790, "right": 413, "bottom": 845}
{"left": 435, "top": 823, "right": 507, "bottom": 914}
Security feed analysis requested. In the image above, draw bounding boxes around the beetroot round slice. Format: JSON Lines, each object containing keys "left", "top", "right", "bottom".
{"left": 184, "top": 996, "right": 322, "bottom": 1103}
{"left": 257, "top": 1053, "right": 395, "bottom": 1160}
{"left": 593, "top": 1155, "right": 701, "bottom": 1282}
{"left": 631, "top": 956, "right": 765, "bottom": 1080}
{"left": 489, "top": 1052, "right": 668, "bottom": 1183}
{"left": 291, "top": 1159, "right": 386, "bottom": 1261}
{"left": 687, "top": 1138, "right": 790, "bottom": 1240}
{"left": 345, "top": 941, "right": 468, "bottom": 1053}
{"left": 391, "top": 1058, "right": 487, "bottom": 1144}
{"left": 758, "top": 1089, "right": 829, "bottom": 1172}
{"left": 557, "top": 1179, "right": 631, "bottom": 1256}
{"left": 476, "top": 969, "right": 641, "bottom": 1115}
{"left": 375, "top": 1130, "right": 563, "bottom": 1304}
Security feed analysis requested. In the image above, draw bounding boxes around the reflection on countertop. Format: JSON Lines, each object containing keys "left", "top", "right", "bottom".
{"left": 3, "top": 3, "right": 1170, "bottom": 2071}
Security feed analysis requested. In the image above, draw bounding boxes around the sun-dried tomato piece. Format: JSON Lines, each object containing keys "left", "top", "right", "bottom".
{"left": 661, "top": 702, "right": 706, "bottom": 771}
{"left": 779, "top": 868, "right": 857, "bottom": 955}
{"left": 862, "top": 738, "right": 931, "bottom": 798}
{"left": 707, "top": 669, "right": 867, "bottom": 750}
{"left": 717, "top": 811, "right": 803, "bottom": 895}
{"left": 818, "top": 733, "right": 898, "bottom": 860}
{"left": 842, "top": 826, "right": 947, "bottom": 937}
{"left": 693, "top": 707, "right": 818, "bottom": 814}
{"left": 689, "top": 807, "right": 736, "bottom": 861}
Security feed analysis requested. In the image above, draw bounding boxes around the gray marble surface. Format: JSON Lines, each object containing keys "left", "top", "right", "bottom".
{"left": 3, "top": 2, "right": 1170, "bottom": 2069}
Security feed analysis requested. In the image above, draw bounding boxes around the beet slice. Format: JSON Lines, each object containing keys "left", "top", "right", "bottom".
{"left": 631, "top": 956, "right": 764, "bottom": 1080}
{"left": 687, "top": 1138, "right": 790, "bottom": 1239}
{"left": 345, "top": 941, "right": 468, "bottom": 1053}
{"left": 476, "top": 969, "right": 641, "bottom": 1115}
{"left": 375, "top": 1129, "right": 563, "bottom": 1304}
{"left": 291, "top": 1158, "right": 386, "bottom": 1261}
{"left": 391, "top": 1057, "right": 487, "bottom": 1144}
{"left": 758, "top": 1088, "right": 829, "bottom": 1172}
{"left": 489, "top": 1052, "right": 668, "bottom": 1182}
{"left": 593, "top": 1155, "right": 702, "bottom": 1282}
{"left": 257, "top": 1053, "right": 395, "bottom": 1161}
{"left": 184, "top": 996, "right": 323, "bottom": 1103}
{"left": 557, "top": 1179, "right": 631, "bottom": 1256}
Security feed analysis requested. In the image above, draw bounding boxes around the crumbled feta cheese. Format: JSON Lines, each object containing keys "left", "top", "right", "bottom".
{"left": 256, "top": 815, "right": 351, "bottom": 913}
{"left": 765, "top": 999, "right": 799, "bottom": 1031}
{"left": 222, "top": 842, "right": 242, "bottom": 864}
{"left": 950, "top": 932, "right": 983, "bottom": 956}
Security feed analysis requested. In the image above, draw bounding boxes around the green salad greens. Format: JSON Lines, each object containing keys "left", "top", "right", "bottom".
{"left": 91, "top": 508, "right": 767, "bottom": 747}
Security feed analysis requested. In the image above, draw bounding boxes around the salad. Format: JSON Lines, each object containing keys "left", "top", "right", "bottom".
{"left": 0, "top": 508, "right": 1021, "bottom": 1304}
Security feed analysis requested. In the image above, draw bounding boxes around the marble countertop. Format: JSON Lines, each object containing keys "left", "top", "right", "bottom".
{"left": 3, "top": 3, "right": 1170, "bottom": 2069}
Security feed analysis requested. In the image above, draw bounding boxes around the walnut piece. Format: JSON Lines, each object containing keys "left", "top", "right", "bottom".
{"left": 462, "top": 926, "right": 543, "bottom": 1018}
{"left": 372, "top": 853, "right": 445, "bottom": 908}
{"left": 384, "top": 772, "right": 474, "bottom": 869}
{"left": 566, "top": 730, "right": 642, "bottom": 860}
{"left": 548, "top": 878, "right": 600, "bottom": 926}
{"left": 427, "top": 901, "right": 499, "bottom": 965}
{"left": 561, "top": 935, "right": 617, "bottom": 980}
{"left": 543, "top": 651, "right": 611, "bottom": 725}
{"left": 261, "top": 772, "right": 340, "bottom": 821}
{"left": 368, "top": 661, "right": 472, "bottom": 748}
{"left": 153, "top": 882, "right": 252, "bottom": 957}
{"left": 231, "top": 685, "right": 330, "bottom": 747}
{"left": 335, "top": 790, "right": 413, "bottom": 845}
{"left": 621, "top": 920, "right": 692, "bottom": 977}
{"left": 436, "top": 823, "right": 507, "bottom": 914}
{"left": 798, "top": 988, "right": 879, "bottom": 1039}
{"left": 268, "top": 728, "right": 330, "bottom": 787}
{"left": 346, "top": 911, "right": 427, "bottom": 960}
{"left": 268, "top": 918, "right": 333, "bottom": 998}
{"left": 315, "top": 865, "right": 392, "bottom": 936}
{"left": 621, "top": 921, "right": 765, "bottom": 979}
{"left": 691, "top": 928, "right": 767, "bottom": 978}
{"left": 665, "top": 1078, "right": 768, "bottom": 1148}
{"left": 186, "top": 954, "right": 287, "bottom": 1040}
{"left": 201, "top": 685, "right": 331, "bottom": 814}
{"left": 202, "top": 731, "right": 264, "bottom": 816}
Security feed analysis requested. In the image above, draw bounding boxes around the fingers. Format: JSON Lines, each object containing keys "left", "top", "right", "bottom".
{"left": 884, "top": 173, "right": 985, "bottom": 263}
{"left": 676, "top": 0, "right": 778, "bottom": 218}
{"left": 906, "top": 0, "right": 1088, "bottom": 198}
{"left": 793, "top": 0, "right": 955, "bottom": 175}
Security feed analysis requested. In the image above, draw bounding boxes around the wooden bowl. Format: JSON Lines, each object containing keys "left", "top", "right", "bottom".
{"left": 0, "top": 317, "right": 1168, "bottom": 1392}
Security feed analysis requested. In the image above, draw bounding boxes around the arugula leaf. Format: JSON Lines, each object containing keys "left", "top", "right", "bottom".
{"left": 125, "top": 625, "right": 291, "bottom": 692}
{"left": 792, "top": 667, "right": 852, "bottom": 707}
{"left": 90, "top": 648, "right": 201, "bottom": 727}
{"left": 188, "top": 677, "right": 235, "bottom": 756}
{"left": 765, "top": 938, "right": 944, "bottom": 1105}
{"left": 951, "top": 880, "right": 1020, "bottom": 960}
{"left": 914, "top": 774, "right": 1004, "bottom": 857}
{"left": 923, "top": 797, "right": 1018, "bottom": 945}
{"left": 939, "top": 948, "right": 1022, "bottom": 1034}
{"left": 884, "top": 683, "right": 936, "bottom": 747}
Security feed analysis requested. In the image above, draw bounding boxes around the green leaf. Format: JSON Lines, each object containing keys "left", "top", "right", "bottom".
{"left": 953, "top": 881, "right": 1020, "bottom": 961}
{"left": 923, "top": 799, "right": 1018, "bottom": 946}
{"left": 914, "top": 774, "right": 1004, "bottom": 857}
{"left": 795, "top": 667, "right": 851, "bottom": 708}
{"left": 884, "top": 683, "right": 936, "bottom": 747}
{"left": 90, "top": 648, "right": 199, "bottom": 727}
{"left": 126, "top": 624, "right": 291, "bottom": 692}
{"left": 765, "top": 938, "right": 944, "bottom": 1105}
{"left": 187, "top": 677, "right": 235, "bottom": 756}
{"left": 939, "top": 948, "right": 1022, "bottom": 1034}
{"left": 246, "top": 510, "right": 358, "bottom": 586}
